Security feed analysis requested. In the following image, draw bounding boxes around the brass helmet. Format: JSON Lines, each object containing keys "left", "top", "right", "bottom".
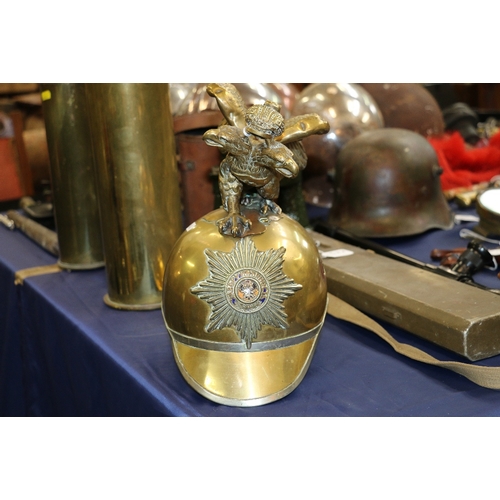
{"left": 162, "top": 207, "right": 328, "bottom": 407}
{"left": 328, "top": 128, "right": 454, "bottom": 237}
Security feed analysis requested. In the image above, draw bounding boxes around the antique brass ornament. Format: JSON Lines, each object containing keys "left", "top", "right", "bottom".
{"left": 202, "top": 83, "right": 329, "bottom": 237}
{"left": 86, "top": 84, "right": 183, "bottom": 310}
{"left": 162, "top": 83, "right": 329, "bottom": 406}
{"left": 190, "top": 236, "right": 303, "bottom": 349}
{"left": 40, "top": 84, "right": 104, "bottom": 270}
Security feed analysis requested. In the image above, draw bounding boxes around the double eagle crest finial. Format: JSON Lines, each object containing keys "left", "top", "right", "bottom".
{"left": 191, "top": 84, "right": 329, "bottom": 348}
{"left": 202, "top": 83, "right": 330, "bottom": 238}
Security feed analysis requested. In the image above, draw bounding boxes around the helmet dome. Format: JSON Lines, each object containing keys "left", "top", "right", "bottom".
{"left": 162, "top": 207, "right": 327, "bottom": 406}
{"left": 328, "top": 128, "right": 454, "bottom": 237}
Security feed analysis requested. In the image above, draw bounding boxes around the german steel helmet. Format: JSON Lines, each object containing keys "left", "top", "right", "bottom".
{"left": 359, "top": 83, "right": 445, "bottom": 138}
{"left": 162, "top": 83, "right": 329, "bottom": 406}
{"left": 328, "top": 128, "right": 454, "bottom": 237}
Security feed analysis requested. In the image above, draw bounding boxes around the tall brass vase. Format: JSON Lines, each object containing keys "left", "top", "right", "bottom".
{"left": 40, "top": 83, "right": 104, "bottom": 270}
{"left": 86, "top": 83, "right": 183, "bottom": 310}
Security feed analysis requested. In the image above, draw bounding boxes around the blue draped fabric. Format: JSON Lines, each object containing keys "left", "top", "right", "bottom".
{"left": 0, "top": 259, "right": 25, "bottom": 416}
{"left": 2, "top": 205, "right": 500, "bottom": 416}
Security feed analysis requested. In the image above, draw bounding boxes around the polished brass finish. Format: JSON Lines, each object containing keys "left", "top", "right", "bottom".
{"left": 203, "top": 83, "right": 329, "bottom": 237}
{"left": 86, "top": 84, "right": 183, "bottom": 310}
{"left": 164, "top": 208, "right": 327, "bottom": 341}
{"left": 163, "top": 84, "right": 328, "bottom": 406}
{"left": 172, "top": 336, "right": 319, "bottom": 407}
{"left": 162, "top": 207, "right": 328, "bottom": 406}
{"left": 40, "top": 84, "right": 104, "bottom": 270}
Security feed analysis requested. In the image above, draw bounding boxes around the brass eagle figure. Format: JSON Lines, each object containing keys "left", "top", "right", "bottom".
{"left": 202, "top": 83, "right": 330, "bottom": 237}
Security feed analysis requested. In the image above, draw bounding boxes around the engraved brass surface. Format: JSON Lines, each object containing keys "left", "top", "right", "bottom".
{"left": 190, "top": 236, "right": 303, "bottom": 349}
{"left": 86, "top": 83, "right": 183, "bottom": 310}
{"left": 202, "top": 83, "right": 329, "bottom": 237}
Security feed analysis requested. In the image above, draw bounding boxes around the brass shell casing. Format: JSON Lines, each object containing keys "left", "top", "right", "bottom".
{"left": 40, "top": 83, "right": 104, "bottom": 270}
{"left": 162, "top": 208, "right": 328, "bottom": 406}
{"left": 86, "top": 83, "right": 183, "bottom": 310}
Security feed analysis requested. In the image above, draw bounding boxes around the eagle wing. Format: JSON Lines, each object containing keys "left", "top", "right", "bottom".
{"left": 206, "top": 83, "right": 247, "bottom": 129}
{"left": 278, "top": 113, "right": 330, "bottom": 145}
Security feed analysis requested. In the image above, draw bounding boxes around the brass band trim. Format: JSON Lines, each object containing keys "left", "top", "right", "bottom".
{"left": 168, "top": 315, "right": 326, "bottom": 353}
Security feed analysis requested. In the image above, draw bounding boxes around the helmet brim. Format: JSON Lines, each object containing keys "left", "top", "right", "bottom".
{"left": 169, "top": 322, "right": 323, "bottom": 407}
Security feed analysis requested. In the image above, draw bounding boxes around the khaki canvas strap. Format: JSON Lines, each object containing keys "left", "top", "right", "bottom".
{"left": 327, "top": 293, "right": 500, "bottom": 390}
{"left": 14, "top": 264, "right": 61, "bottom": 285}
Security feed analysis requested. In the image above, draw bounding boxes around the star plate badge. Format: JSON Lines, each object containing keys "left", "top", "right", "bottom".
{"left": 191, "top": 237, "right": 302, "bottom": 348}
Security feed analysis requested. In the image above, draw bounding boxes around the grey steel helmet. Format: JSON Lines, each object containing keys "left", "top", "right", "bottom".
{"left": 328, "top": 128, "right": 454, "bottom": 237}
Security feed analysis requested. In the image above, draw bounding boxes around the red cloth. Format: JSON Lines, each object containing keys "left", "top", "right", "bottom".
{"left": 428, "top": 131, "right": 500, "bottom": 191}
{"left": 0, "top": 138, "right": 24, "bottom": 201}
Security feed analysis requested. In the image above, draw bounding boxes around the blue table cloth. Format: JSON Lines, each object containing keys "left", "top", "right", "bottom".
{"left": 3, "top": 205, "right": 500, "bottom": 416}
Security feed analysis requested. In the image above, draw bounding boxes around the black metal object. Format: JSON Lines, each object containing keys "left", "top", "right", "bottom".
{"left": 442, "top": 102, "right": 480, "bottom": 145}
{"left": 451, "top": 239, "right": 495, "bottom": 277}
